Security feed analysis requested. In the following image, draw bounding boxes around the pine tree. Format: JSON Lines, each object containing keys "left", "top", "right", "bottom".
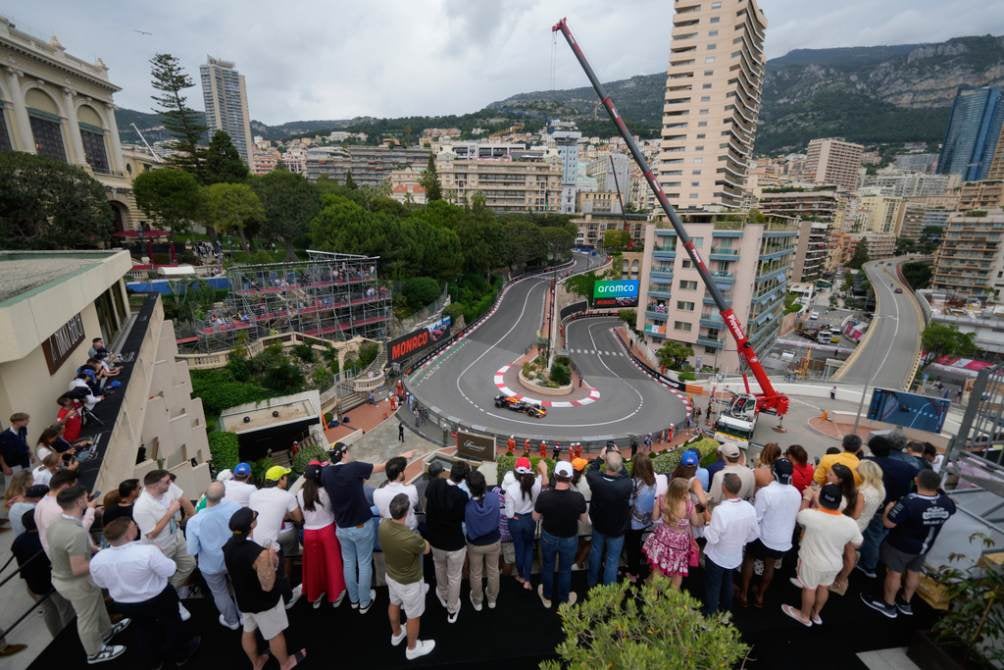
{"left": 150, "top": 53, "right": 206, "bottom": 177}
{"left": 420, "top": 153, "right": 442, "bottom": 201}
{"left": 345, "top": 170, "right": 357, "bottom": 190}
{"left": 203, "top": 131, "right": 249, "bottom": 185}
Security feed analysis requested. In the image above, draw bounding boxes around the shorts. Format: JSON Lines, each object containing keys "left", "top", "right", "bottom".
{"left": 240, "top": 598, "right": 288, "bottom": 641}
{"left": 796, "top": 560, "right": 839, "bottom": 589}
{"left": 747, "top": 538, "right": 787, "bottom": 560}
{"left": 386, "top": 575, "right": 426, "bottom": 619}
{"left": 881, "top": 542, "right": 925, "bottom": 573}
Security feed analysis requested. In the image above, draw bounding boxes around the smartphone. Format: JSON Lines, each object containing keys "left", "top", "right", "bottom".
{"left": 88, "top": 490, "right": 101, "bottom": 502}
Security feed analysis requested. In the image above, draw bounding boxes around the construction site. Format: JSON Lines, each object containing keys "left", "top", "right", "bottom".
{"left": 188, "top": 250, "right": 391, "bottom": 352}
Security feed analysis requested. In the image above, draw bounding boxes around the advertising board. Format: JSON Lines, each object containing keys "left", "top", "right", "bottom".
{"left": 867, "top": 388, "right": 951, "bottom": 434}
{"left": 387, "top": 316, "right": 453, "bottom": 364}
{"left": 456, "top": 431, "right": 495, "bottom": 461}
{"left": 593, "top": 279, "right": 639, "bottom": 307}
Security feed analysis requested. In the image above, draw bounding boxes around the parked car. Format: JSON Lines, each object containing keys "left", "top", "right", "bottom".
{"left": 809, "top": 311, "right": 820, "bottom": 320}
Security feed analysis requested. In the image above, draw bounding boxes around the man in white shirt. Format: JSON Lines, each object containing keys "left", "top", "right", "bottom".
{"left": 373, "top": 457, "right": 419, "bottom": 530}
{"left": 132, "top": 469, "right": 196, "bottom": 596}
{"left": 249, "top": 465, "right": 303, "bottom": 609}
{"left": 708, "top": 442, "right": 756, "bottom": 504}
{"left": 90, "top": 518, "right": 200, "bottom": 667}
{"left": 703, "top": 473, "right": 758, "bottom": 616}
{"left": 738, "top": 458, "right": 802, "bottom": 608}
{"left": 224, "top": 462, "right": 257, "bottom": 507}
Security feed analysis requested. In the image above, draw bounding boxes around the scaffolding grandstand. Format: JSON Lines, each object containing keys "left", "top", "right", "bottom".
{"left": 189, "top": 251, "right": 391, "bottom": 352}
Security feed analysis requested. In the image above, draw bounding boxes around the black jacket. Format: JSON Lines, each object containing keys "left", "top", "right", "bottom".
{"left": 424, "top": 478, "right": 468, "bottom": 551}
{"left": 585, "top": 459, "right": 633, "bottom": 536}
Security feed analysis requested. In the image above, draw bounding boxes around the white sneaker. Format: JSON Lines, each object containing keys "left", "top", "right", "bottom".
{"left": 359, "top": 589, "right": 377, "bottom": 615}
{"left": 537, "top": 584, "right": 552, "bottom": 609}
{"left": 447, "top": 605, "right": 459, "bottom": 624}
{"left": 391, "top": 629, "right": 407, "bottom": 647}
{"left": 406, "top": 639, "right": 436, "bottom": 661}
{"left": 218, "top": 614, "right": 240, "bottom": 631}
{"left": 566, "top": 591, "right": 578, "bottom": 606}
{"left": 178, "top": 603, "right": 192, "bottom": 622}
{"left": 487, "top": 599, "right": 497, "bottom": 609}
{"left": 436, "top": 591, "right": 447, "bottom": 609}
{"left": 332, "top": 590, "right": 347, "bottom": 608}
{"left": 312, "top": 592, "right": 326, "bottom": 609}
{"left": 285, "top": 584, "right": 303, "bottom": 610}
{"left": 470, "top": 594, "right": 483, "bottom": 612}
{"left": 87, "top": 644, "right": 126, "bottom": 664}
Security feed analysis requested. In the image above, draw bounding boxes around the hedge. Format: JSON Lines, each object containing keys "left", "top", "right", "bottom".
{"left": 208, "top": 431, "right": 239, "bottom": 472}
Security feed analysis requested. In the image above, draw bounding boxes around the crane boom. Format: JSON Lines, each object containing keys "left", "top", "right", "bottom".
{"left": 552, "top": 18, "right": 789, "bottom": 417}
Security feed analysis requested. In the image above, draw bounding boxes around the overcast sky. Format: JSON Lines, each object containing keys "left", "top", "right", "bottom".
{"left": 5, "top": 1, "right": 1003, "bottom": 125}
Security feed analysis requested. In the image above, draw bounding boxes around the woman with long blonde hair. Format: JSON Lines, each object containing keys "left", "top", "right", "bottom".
{"left": 643, "top": 477, "right": 706, "bottom": 589}
{"left": 831, "top": 460, "right": 885, "bottom": 595}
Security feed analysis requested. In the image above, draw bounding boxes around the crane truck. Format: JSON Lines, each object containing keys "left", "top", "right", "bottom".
{"left": 552, "top": 19, "right": 791, "bottom": 441}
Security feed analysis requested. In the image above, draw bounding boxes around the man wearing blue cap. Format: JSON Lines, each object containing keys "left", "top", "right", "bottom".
{"left": 225, "top": 462, "right": 257, "bottom": 507}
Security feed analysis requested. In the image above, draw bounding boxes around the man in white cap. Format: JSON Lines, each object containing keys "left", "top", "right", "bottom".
{"left": 708, "top": 442, "right": 755, "bottom": 504}
{"left": 533, "top": 461, "right": 587, "bottom": 608}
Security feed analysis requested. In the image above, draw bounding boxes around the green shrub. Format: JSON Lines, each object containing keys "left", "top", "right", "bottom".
{"left": 541, "top": 577, "right": 747, "bottom": 670}
{"left": 550, "top": 360, "right": 571, "bottom": 386}
{"left": 291, "top": 443, "right": 329, "bottom": 475}
{"left": 292, "top": 343, "right": 316, "bottom": 363}
{"left": 400, "top": 276, "right": 442, "bottom": 310}
{"left": 198, "top": 381, "right": 271, "bottom": 416}
{"left": 226, "top": 352, "right": 252, "bottom": 382}
{"left": 651, "top": 436, "right": 720, "bottom": 474}
{"left": 261, "top": 360, "right": 305, "bottom": 394}
{"left": 679, "top": 370, "right": 696, "bottom": 381}
{"left": 208, "top": 431, "right": 239, "bottom": 472}
{"left": 358, "top": 341, "right": 380, "bottom": 368}
{"left": 311, "top": 366, "right": 334, "bottom": 390}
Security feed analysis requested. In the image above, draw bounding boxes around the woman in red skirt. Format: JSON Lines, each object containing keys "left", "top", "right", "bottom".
{"left": 296, "top": 463, "right": 346, "bottom": 608}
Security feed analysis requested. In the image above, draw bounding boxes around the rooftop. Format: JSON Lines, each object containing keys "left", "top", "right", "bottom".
{"left": 0, "top": 250, "right": 124, "bottom": 305}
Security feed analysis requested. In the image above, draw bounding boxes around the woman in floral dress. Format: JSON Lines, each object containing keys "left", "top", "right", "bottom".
{"left": 643, "top": 477, "right": 707, "bottom": 588}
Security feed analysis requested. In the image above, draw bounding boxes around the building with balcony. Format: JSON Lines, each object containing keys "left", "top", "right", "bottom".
{"left": 572, "top": 212, "right": 648, "bottom": 250}
{"left": 932, "top": 209, "right": 1004, "bottom": 301}
{"left": 938, "top": 87, "right": 1004, "bottom": 181}
{"left": 200, "top": 56, "right": 255, "bottom": 166}
{"left": 252, "top": 147, "right": 280, "bottom": 175}
{"left": 548, "top": 121, "right": 582, "bottom": 214}
{"left": 0, "top": 250, "right": 211, "bottom": 495}
{"left": 804, "top": 138, "right": 863, "bottom": 192}
{"left": 894, "top": 152, "right": 939, "bottom": 174}
{"left": 900, "top": 202, "right": 951, "bottom": 243}
{"left": 656, "top": 0, "right": 768, "bottom": 208}
{"left": 576, "top": 190, "right": 623, "bottom": 215}
{"left": 860, "top": 170, "right": 959, "bottom": 198}
{"left": 636, "top": 211, "right": 796, "bottom": 373}
{"left": 855, "top": 189, "right": 906, "bottom": 236}
{"left": 956, "top": 179, "right": 1004, "bottom": 211}
{"left": 305, "top": 145, "right": 430, "bottom": 188}
{"left": 862, "top": 233, "right": 897, "bottom": 261}
{"left": 0, "top": 16, "right": 138, "bottom": 231}
{"left": 436, "top": 149, "right": 562, "bottom": 213}
{"left": 757, "top": 185, "right": 842, "bottom": 221}
{"left": 789, "top": 220, "right": 830, "bottom": 283}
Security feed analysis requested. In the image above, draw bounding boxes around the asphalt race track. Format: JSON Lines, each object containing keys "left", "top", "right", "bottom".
{"left": 406, "top": 256, "right": 687, "bottom": 444}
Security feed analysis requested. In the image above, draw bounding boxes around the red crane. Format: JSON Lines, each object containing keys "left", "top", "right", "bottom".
{"left": 552, "top": 18, "right": 790, "bottom": 418}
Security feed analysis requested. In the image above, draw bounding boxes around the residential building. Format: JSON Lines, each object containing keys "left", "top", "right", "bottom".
{"left": 957, "top": 180, "right": 1004, "bottom": 211}
{"left": 789, "top": 220, "right": 830, "bottom": 283}
{"left": 938, "top": 87, "right": 1004, "bottom": 181}
{"left": 436, "top": 150, "right": 562, "bottom": 213}
{"left": 587, "top": 153, "right": 630, "bottom": 195}
{"left": 900, "top": 202, "right": 951, "bottom": 242}
{"left": 200, "top": 56, "right": 254, "bottom": 165}
{"left": 572, "top": 212, "right": 647, "bottom": 250}
{"left": 0, "top": 16, "right": 139, "bottom": 229}
{"left": 281, "top": 146, "right": 307, "bottom": 174}
{"left": 0, "top": 250, "right": 211, "bottom": 496}
{"left": 861, "top": 233, "right": 897, "bottom": 260}
{"left": 827, "top": 230, "right": 859, "bottom": 271}
{"left": 917, "top": 290, "right": 1004, "bottom": 353}
{"left": 252, "top": 147, "right": 280, "bottom": 175}
{"left": 576, "top": 191, "right": 623, "bottom": 215}
{"left": 549, "top": 121, "right": 582, "bottom": 214}
{"left": 620, "top": 251, "right": 645, "bottom": 282}
{"left": 656, "top": 0, "right": 768, "bottom": 208}
{"left": 804, "top": 138, "right": 864, "bottom": 192}
{"left": 855, "top": 189, "right": 906, "bottom": 236}
{"left": 757, "top": 186, "right": 841, "bottom": 221}
{"left": 636, "top": 211, "right": 796, "bottom": 373}
{"left": 860, "top": 170, "right": 959, "bottom": 198}
{"left": 894, "top": 152, "right": 939, "bottom": 174}
{"left": 757, "top": 187, "right": 848, "bottom": 281}
{"left": 932, "top": 209, "right": 1004, "bottom": 300}
{"left": 389, "top": 166, "right": 427, "bottom": 204}
{"left": 305, "top": 145, "right": 430, "bottom": 188}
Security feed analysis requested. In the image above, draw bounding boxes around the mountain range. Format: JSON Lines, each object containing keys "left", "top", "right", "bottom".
{"left": 116, "top": 34, "right": 1004, "bottom": 155}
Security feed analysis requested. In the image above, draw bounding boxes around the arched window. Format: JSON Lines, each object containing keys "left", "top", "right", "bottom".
{"left": 25, "top": 88, "right": 66, "bottom": 162}
{"left": 77, "top": 105, "right": 110, "bottom": 173}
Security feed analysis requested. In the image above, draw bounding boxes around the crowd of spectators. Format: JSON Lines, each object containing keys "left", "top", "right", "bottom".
{"left": 0, "top": 425, "right": 958, "bottom": 667}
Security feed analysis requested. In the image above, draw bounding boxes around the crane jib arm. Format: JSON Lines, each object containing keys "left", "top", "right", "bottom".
{"left": 552, "top": 17, "right": 789, "bottom": 417}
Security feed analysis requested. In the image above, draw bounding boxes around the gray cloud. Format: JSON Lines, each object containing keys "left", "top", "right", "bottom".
{"left": 4, "top": 0, "right": 1002, "bottom": 125}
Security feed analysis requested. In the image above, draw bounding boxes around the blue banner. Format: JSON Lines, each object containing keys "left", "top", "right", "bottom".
{"left": 593, "top": 279, "right": 639, "bottom": 307}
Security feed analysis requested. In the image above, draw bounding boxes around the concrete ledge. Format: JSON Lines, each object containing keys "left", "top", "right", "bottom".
{"left": 517, "top": 368, "right": 573, "bottom": 396}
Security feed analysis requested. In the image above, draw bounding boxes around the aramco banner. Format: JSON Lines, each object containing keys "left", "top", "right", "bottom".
{"left": 592, "top": 279, "right": 639, "bottom": 307}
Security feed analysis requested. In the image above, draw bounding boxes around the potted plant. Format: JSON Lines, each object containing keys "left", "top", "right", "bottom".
{"left": 909, "top": 534, "right": 1004, "bottom": 670}
{"left": 540, "top": 575, "right": 747, "bottom": 670}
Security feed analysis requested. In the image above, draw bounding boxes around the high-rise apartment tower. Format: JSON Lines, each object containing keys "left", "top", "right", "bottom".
{"left": 200, "top": 56, "right": 254, "bottom": 165}
{"left": 657, "top": 0, "right": 768, "bottom": 208}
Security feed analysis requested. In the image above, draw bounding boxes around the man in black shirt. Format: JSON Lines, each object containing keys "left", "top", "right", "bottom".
{"left": 321, "top": 443, "right": 412, "bottom": 614}
{"left": 12, "top": 511, "right": 74, "bottom": 637}
{"left": 533, "top": 461, "right": 587, "bottom": 608}
{"left": 858, "top": 435, "right": 919, "bottom": 578}
{"left": 425, "top": 461, "right": 469, "bottom": 623}
{"left": 585, "top": 447, "right": 632, "bottom": 587}
{"left": 0, "top": 412, "right": 31, "bottom": 476}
